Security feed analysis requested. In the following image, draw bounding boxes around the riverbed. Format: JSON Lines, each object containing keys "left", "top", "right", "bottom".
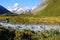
{"left": 0, "top": 22, "right": 60, "bottom": 32}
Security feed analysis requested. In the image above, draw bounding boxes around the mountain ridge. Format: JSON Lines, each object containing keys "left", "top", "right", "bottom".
{"left": 0, "top": 5, "right": 11, "bottom": 14}
{"left": 8, "top": 3, "right": 31, "bottom": 14}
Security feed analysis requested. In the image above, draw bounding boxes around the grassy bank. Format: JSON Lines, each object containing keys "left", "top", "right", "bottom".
{"left": 0, "top": 15, "right": 60, "bottom": 25}
{"left": 0, "top": 26, "right": 60, "bottom": 40}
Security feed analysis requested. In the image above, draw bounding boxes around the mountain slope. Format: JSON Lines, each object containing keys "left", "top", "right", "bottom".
{"left": 32, "top": 0, "right": 48, "bottom": 13}
{"left": 0, "top": 5, "right": 11, "bottom": 14}
{"left": 36, "top": 0, "right": 60, "bottom": 17}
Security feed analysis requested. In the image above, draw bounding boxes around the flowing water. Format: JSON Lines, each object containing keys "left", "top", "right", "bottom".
{"left": 0, "top": 22, "right": 60, "bottom": 32}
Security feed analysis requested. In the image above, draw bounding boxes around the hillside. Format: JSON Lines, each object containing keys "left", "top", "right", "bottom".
{"left": 36, "top": 0, "right": 60, "bottom": 17}
{"left": 32, "top": 0, "right": 48, "bottom": 13}
{"left": 0, "top": 5, "right": 11, "bottom": 14}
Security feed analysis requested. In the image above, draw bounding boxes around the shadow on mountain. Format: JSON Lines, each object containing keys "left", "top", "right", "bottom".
{"left": 0, "top": 5, "right": 12, "bottom": 15}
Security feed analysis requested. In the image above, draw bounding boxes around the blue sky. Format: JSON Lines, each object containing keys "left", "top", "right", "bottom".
{"left": 0, "top": 0, "right": 44, "bottom": 9}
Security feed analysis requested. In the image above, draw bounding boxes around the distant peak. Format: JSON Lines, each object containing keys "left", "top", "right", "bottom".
{"left": 8, "top": 3, "right": 31, "bottom": 14}
{"left": 14, "top": 3, "right": 20, "bottom": 7}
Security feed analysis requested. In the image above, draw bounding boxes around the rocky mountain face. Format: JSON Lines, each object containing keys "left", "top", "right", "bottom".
{"left": 8, "top": 3, "right": 31, "bottom": 14}
{"left": 0, "top": 5, "right": 11, "bottom": 14}
{"left": 31, "top": 0, "right": 49, "bottom": 13}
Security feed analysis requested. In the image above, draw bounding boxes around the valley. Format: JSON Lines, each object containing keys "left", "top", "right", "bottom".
{"left": 0, "top": 0, "right": 60, "bottom": 40}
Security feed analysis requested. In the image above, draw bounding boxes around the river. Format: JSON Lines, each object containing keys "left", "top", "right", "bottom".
{"left": 0, "top": 22, "right": 60, "bottom": 32}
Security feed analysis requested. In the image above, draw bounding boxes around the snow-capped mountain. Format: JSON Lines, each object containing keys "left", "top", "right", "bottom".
{"left": 8, "top": 3, "right": 31, "bottom": 14}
